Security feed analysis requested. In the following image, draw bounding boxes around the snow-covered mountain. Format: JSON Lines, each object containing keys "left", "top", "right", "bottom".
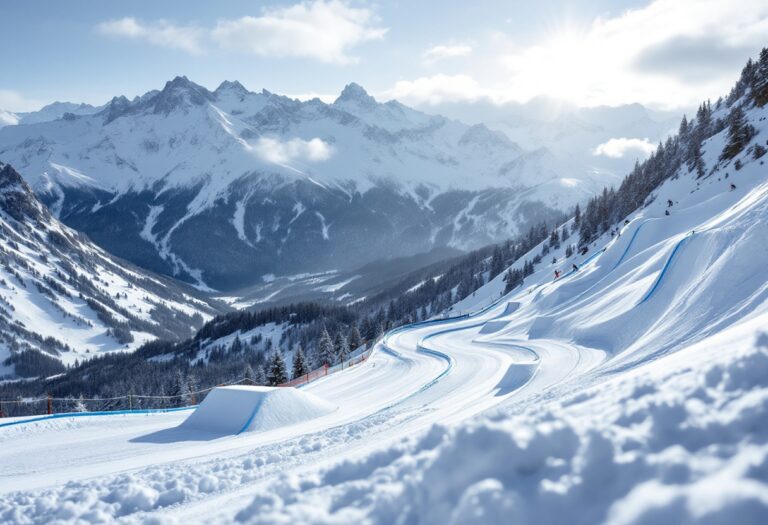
{"left": 426, "top": 96, "right": 681, "bottom": 181}
{"left": 0, "top": 162, "right": 224, "bottom": 378}
{"left": 2, "top": 59, "right": 767, "bottom": 524}
{"left": 0, "top": 101, "right": 102, "bottom": 129}
{"left": 0, "top": 78, "right": 609, "bottom": 291}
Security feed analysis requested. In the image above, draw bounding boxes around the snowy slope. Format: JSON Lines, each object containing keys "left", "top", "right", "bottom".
{"left": 0, "top": 78, "right": 596, "bottom": 289}
{"left": 174, "top": 86, "right": 768, "bottom": 524}
{"left": 1, "top": 90, "right": 766, "bottom": 524}
{"left": 0, "top": 163, "right": 223, "bottom": 377}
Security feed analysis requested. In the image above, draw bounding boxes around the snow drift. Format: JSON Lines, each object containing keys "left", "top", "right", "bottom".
{"left": 182, "top": 385, "right": 337, "bottom": 434}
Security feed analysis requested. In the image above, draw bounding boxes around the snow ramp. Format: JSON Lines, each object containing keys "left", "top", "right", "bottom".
{"left": 182, "top": 385, "right": 337, "bottom": 435}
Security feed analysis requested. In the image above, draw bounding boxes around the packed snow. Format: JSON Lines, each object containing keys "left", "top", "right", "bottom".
{"left": 1, "top": 88, "right": 767, "bottom": 525}
{"left": 182, "top": 386, "right": 337, "bottom": 435}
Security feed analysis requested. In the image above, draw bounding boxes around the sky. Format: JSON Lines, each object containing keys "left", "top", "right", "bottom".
{"left": 1, "top": 0, "right": 766, "bottom": 113}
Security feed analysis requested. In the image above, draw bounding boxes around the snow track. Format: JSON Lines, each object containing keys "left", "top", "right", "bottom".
{"left": 0, "top": 294, "right": 605, "bottom": 522}
{"left": 5, "top": 109, "right": 768, "bottom": 522}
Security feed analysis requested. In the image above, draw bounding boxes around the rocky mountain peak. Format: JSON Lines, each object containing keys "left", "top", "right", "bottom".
{"left": 215, "top": 80, "right": 249, "bottom": 96}
{"left": 0, "top": 162, "right": 45, "bottom": 223}
{"left": 334, "top": 82, "right": 377, "bottom": 108}
{"left": 151, "top": 76, "right": 213, "bottom": 115}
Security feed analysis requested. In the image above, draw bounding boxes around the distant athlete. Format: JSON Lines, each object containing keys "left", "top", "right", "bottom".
{"left": 730, "top": 183, "right": 736, "bottom": 191}
{"left": 554, "top": 270, "right": 561, "bottom": 279}
{"left": 572, "top": 263, "right": 579, "bottom": 272}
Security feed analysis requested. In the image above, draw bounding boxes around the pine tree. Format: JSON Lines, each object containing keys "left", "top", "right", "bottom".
{"left": 573, "top": 204, "right": 581, "bottom": 227}
{"left": 72, "top": 394, "right": 87, "bottom": 413}
{"left": 169, "top": 370, "right": 189, "bottom": 407}
{"left": 689, "top": 141, "right": 706, "bottom": 178}
{"left": 267, "top": 352, "right": 288, "bottom": 386}
{"left": 549, "top": 228, "right": 559, "bottom": 249}
{"left": 244, "top": 363, "right": 255, "bottom": 385}
{"left": 292, "top": 346, "right": 308, "bottom": 378}
{"left": 489, "top": 246, "right": 504, "bottom": 280}
{"left": 254, "top": 365, "right": 267, "bottom": 385}
{"left": 317, "top": 328, "right": 335, "bottom": 367}
{"left": 503, "top": 268, "right": 523, "bottom": 293}
{"left": 721, "top": 106, "right": 756, "bottom": 161}
{"left": 754, "top": 143, "right": 767, "bottom": 160}
{"left": 348, "top": 325, "right": 362, "bottom": 350}
{"left": 457, "top": 272, "right": 473, "bottom": 300}
{"left": 335, "top": 332, "right": 349, "bottom": 364}
{"left": 753, "top": 47, "right": 768, "bottom": 107}
{"left": 187, "top": 373, "right": 198, "bottom": 404}
{"left": 360, "top": 317, "right": 374, "bottom": 341}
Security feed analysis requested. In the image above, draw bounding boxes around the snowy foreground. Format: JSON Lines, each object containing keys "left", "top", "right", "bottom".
{"left": 2, "top": 113, "right": 768, "bottom": 523}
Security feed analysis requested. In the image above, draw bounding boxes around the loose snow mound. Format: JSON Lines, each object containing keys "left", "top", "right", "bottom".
{"left": 182, "top": 386, "right": 337, "bottom": 434}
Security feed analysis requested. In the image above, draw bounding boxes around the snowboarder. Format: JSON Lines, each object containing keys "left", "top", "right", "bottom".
{"left": 730, "top": 183, "right": 736, "bottom": 191}
{"left": 572, "top": 263, "right": 579, "bottom": 272}
{"left": 554, "top": 270, "right": 561, "bottom": 279}
{"left": 665, "top": 210, "right": 670, "bottom": 216}
{"left": 624, "top": 219, "right": 630, "bottom": 225}
{"left": 667, "top": 199, "right": 673, "bottom": 207}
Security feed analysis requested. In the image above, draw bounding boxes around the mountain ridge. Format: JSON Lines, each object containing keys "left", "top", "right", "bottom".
{"left": 0, "top": 77, "right": 609, "bottom": 290}
{"left": 0, "top": 162, "right": 226, "bottom": 378}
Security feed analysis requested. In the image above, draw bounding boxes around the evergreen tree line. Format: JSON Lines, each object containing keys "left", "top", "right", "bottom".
{"left": 577, "top": 48, "right": 767, "bottom": 248}
{"left": 3, "top": 49, "right": 765, "bottom": 416}
{"left": 0, "top": 217, "right": 564, "bottom": 414}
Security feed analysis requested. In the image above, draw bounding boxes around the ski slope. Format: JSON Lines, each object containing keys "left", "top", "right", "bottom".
{"left": 2, "top": 108, "right": 768, "bottom": 523}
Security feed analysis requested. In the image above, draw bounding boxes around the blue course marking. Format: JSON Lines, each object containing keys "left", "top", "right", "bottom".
{"left": 374, "top": 342, "right": 455, "bottom": 413}
{"left": 613, "top": 222, "right": 644, "bottom": 270}
{"left": 0, "top": 406, "right": 196, "bottom": 430}
{"left": 581, "top": 246, "right": 606, "bottom": 267}
{"left": 638, "top": 232, "right": 694, "bottom": 305}
{"left": 375, "top": 300, "right": 510, "bottom": 412}
{"left": 3, "top": 300, "right": 499, "bottom": 434}
{"left": 236, "top": 398, "right": 267, "bottom": 435}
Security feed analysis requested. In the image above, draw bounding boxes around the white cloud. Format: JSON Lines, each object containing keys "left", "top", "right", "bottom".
{"left": 97, "top": 17, "right": 204, "bottom": 55}
{"left": 389, "top": 0, "right": 768, "bottom": 109}
{"left": 495, "top": 0, "right": 768, "bottom": 108}
{"left": 0, "top": 90, "right": 46, "bottom": 112}
{"left": 423, "top": 44, "right": 472, "bottom": 62}
{"left": 388, "top": 74, "right": 499, "bottom": 106}
{"left": 286, "top": 92, "right": 337, "bottom": 103}
{"left": 212, "top": 0, "right": 386, "bottom": 64}
{"left": 0, "top": 110, "right": 19, "bottom": 127}
{"left": 254, "top": 137, "right": 333, "bottom": 165}
{"left": 593, "top": 138, "right": 656, "bottom": 159}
